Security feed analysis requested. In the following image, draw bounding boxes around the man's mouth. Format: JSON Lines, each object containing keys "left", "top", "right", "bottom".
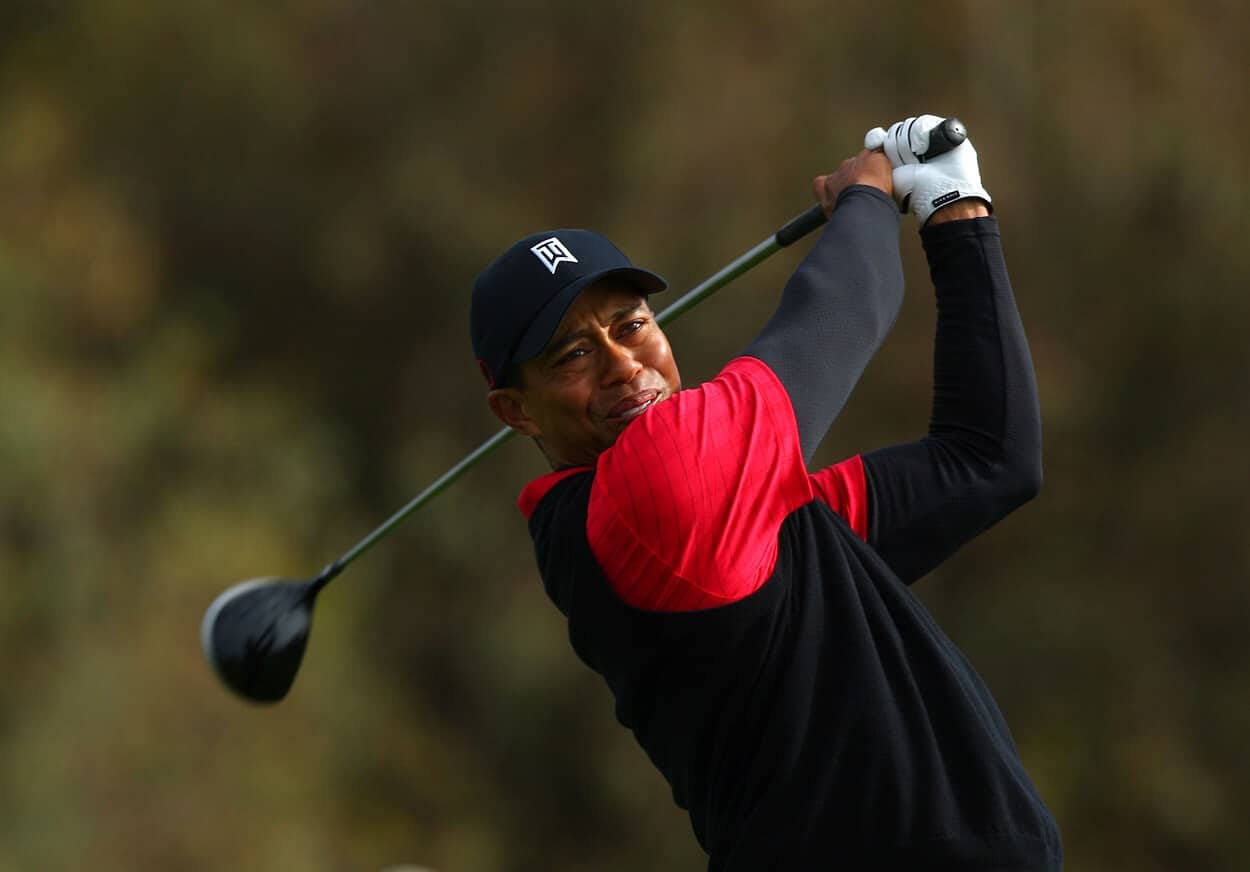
{"left": 606, "top": 389, "right": 660, "bottom": 422}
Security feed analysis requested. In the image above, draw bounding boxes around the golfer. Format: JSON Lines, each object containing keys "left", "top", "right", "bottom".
{"left": 471, "top": 116, "right": 1062, "bottom": 870}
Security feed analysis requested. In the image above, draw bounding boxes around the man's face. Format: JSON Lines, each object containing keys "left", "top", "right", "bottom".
{"left": 488, "top": 279, "right": 681, "bottom": 468}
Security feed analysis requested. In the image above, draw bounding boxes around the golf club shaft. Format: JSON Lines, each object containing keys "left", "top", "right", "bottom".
{"left": 310, "top": 203, "right": 830, "bottom": 592}
{"left": 654, "top": 204, "right": 826, "bottom": 325}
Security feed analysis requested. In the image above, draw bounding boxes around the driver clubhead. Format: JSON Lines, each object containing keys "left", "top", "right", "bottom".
{"left": 201, "top": 577, "right": 315, "bottom": 703}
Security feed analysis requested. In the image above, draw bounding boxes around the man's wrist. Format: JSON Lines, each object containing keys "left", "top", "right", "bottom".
{"left": 927, "top": 198, "right": 991, "bottom": 225}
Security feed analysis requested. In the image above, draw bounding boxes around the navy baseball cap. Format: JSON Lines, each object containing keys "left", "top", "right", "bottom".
{"left": 471, "top": 229, "right": 667, "bottom": 388}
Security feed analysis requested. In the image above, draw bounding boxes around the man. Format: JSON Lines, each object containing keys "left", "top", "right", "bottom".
{"left": 471, "top": 116, "right": 1062, "bottom": 870}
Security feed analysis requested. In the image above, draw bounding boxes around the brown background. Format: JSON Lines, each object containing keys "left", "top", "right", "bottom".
{"left": 1, "top": 2, "right": 1247, "bottom": 870}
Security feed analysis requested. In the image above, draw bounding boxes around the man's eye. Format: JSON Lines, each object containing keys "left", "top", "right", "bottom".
{"left": 558, "top": 348, "right": 588, "bottom": 365}
{"left": 621, "top": 319, "right": 646, "bottom": 335}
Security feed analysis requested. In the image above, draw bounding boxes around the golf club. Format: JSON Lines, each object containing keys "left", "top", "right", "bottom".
{"left": 201, "top": 119, "right": 969, "bottom": 703}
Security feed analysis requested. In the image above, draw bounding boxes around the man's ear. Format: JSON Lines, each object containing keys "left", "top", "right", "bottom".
{"left": 487, "top": 388, "right": 541, "bottom": 437}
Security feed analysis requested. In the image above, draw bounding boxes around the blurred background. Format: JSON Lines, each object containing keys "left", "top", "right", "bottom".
{"left": 1, "top": 1, "right": 1247, "bottom": 869}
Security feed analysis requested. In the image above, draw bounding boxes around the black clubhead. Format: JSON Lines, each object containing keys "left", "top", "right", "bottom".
{"left": 201, "top": 578, "right": 317, "bottom": 703}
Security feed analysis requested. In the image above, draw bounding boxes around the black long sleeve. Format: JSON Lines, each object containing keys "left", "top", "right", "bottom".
{"left": 743, "top": 186, "right": 905, "bottom": 462}
{"left": 862, "top": 216, "right": 1042, "bottom": 585}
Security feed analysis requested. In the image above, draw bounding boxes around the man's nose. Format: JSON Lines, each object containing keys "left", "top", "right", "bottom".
{"left": 601, "top": 341, "right": 643, "bottom": 385}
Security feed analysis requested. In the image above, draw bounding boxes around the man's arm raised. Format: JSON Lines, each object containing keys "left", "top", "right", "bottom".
{"left": 744, "top": 149, "right": 906, "bottom": 463}
{"left": 858, "top": 124, "right": 1041, "bottom": 584}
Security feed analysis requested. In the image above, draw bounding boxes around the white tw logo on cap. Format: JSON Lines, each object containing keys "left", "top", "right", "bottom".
{"left": 530, "top": 237, "right": 578, "bottom": 274}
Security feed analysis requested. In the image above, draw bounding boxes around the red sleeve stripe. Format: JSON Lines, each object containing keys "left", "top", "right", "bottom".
{"left": 809, "top": 455, "right": 869, "bottom": 540}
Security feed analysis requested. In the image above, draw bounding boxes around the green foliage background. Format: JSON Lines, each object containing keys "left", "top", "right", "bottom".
{"left": 1, "top": 1, "right": 1247, "bottom": 870}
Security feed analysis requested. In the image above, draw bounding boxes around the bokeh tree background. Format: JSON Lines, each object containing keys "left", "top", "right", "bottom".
{"left": 1, "top": 1, "right": 1247, "bottom": 870}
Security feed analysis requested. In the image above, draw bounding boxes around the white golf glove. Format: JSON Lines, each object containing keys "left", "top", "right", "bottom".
{"left": 864, "top": 115, "right": 991, "bottom": 226}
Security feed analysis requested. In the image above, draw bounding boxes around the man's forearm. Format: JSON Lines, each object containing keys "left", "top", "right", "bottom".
{"left": 862, "top": 215, "right": 1041, "bottom": 583}
{"left": 921, "top": 216, "right": 1040, "bottom": 476}
{"left": 927, "top": 200, "right": 991, "bottom": 225}
{"left": 743, "top": 185, "right": 905, "bottom": 462}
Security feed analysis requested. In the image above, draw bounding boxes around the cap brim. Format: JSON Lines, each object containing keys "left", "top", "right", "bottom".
{"left": 510, "top": 266, "right": 667, "bottom": 367}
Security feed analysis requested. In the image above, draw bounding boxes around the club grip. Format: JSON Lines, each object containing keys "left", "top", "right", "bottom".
{"left": 774, "top": 204, "right": 828, "bottom": 247}
{"left": 921, "top": 117, "right": 967, "bottom": 161}
{"left": 773, "top": 120, "right": 966, "bottom": 248}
